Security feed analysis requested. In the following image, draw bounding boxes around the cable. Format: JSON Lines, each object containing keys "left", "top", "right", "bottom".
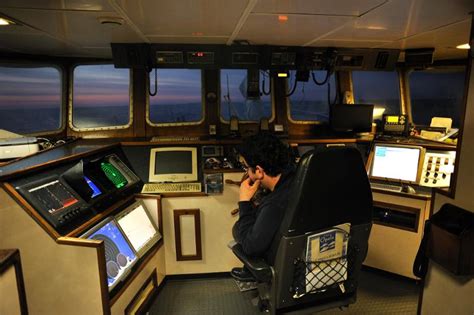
{"left": 261, "top": 70, "right": 271, "bottom": 95}
{"left": 149, "top": 68, "right": 158, "bottom": 96}
{"left": 312, "top": 70, "right": 331, "bottom": 86}
{"left": 285, "top": 72, "right": 298, "bottom": 97}
{"left": 327, "top": 78, "right": 339, "bottom": 106}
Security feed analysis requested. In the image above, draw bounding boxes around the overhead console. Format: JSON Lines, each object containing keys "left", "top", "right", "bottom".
{"left": 10, "top": 148, "right": 141, "bottom": 234}
{"left": 111, "top": 43, "right": 400, "bottom": 71}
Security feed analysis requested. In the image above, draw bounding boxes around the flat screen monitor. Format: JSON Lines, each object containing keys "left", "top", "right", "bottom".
{"left": 370, "top": 144, "right": 424, "bottom": 183}
{"left": 330, "top": 104, "right": 374, "bottom": 132}
{"left": 28, "top": 179, "right": 79, "bottom": 215}
{"left": 149, "top": 147, "right": 198, "bottom": 183}
{"left": 115, "top": 201, "right": 162, "bottom": 257}
{"left": 82, "top": 218, "right": 137, "bottom": 291}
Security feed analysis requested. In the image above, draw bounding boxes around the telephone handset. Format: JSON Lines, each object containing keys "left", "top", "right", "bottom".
{"left": 382, "top": 114, "right": 409, "bottom": 136}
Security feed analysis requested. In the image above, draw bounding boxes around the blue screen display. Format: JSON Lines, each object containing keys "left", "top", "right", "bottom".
{"left": 84, "top": 176, "right": 102, "bottom": 198}
{"left": 86, "top": 220, "right": 137, "bottom": 289}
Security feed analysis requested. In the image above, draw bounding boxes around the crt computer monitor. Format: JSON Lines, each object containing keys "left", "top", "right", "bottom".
{"left": 370, "top": 144, "right": 424, "bottom": 184}
{"left": 148, "top": 147, "right": 198, "bottom": 183}
{"left": 81, "top": 218, "right": 138, "bottom": 291}
{"left": 330, "top": 104, "right": 374, "bottom": 132}
{"left": 115, "top": 201, "right": 162, "bottom": 258}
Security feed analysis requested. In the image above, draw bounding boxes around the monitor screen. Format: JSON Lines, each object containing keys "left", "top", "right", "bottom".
{"left": 84, "top": 176, "right": 102, "bottom": 198}
{"left": 116, "top": 201, "right": 161, "bottom": 257}
{"left": 82, "top": 218, "right": 137, "bottom": 291}
{"left": 330, "top": 104, "right": 374, "bottom": 132}
{"left": 28, "top": 179, "right": 79, "bottom": 215}
{"left": 370, "top": 144, "right": 424, "bottom": 183}
{"left": 149, "top": 147, "right": 198, "bottom": 182}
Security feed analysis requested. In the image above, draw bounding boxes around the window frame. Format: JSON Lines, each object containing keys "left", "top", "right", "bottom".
{"left": 68, "top": 63, "right": 133, "bottom": 132}
{"left": 406, "top": 66, "right": 467, "bottom": 127}
{"left": 145, "top": 69, "right": 205, "bottom": 127}
{"left": 0, "top": 62, "right": 66, "bottom": 136}
{"left": 286, "top": 71, "right": 337, "bottom": 125}
{"left": 218, "top": 69, "right": 276, "bottom": 124}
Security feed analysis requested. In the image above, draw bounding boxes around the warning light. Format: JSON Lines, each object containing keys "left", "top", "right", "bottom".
{"left": 277, "top": 72, "right": 289, "bottom": 78}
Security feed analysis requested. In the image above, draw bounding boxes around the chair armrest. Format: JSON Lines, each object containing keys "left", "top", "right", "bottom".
{"left": 230, "top": 242, "right": 273, "bottom": 282}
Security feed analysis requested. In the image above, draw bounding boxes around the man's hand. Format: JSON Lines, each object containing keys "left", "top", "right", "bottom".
{"left": 239, "top": 178, "right": 261, "bottom": 201}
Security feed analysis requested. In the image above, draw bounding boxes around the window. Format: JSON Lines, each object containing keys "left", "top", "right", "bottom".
{"left": 148, "top": 69, "right": 203, "bottom": 125}
{"left": 220, "top": 69, "right": 272, "bottom": 122}
{"left": 409, "top": 69, "right": 465, "bottom": 128}
{"left": 71, "top": 64, "right": 131, "bottom": 130}
{"left": 0, "top": 65, "right": 62, "bottom": 134}
{"left": 352, "top": 71, "right": 400, "bottom": 120}
{"left": 288, "top": 70, "right": 336, "bottom": 122}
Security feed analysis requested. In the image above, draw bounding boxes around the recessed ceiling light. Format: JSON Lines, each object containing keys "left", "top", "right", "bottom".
{"left": 456, "top": 43, "right": 470, "bottom": 49}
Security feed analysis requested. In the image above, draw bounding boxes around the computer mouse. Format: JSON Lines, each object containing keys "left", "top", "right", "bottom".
{"left": 402, "top": 185, "right": 416, "bottom": 194}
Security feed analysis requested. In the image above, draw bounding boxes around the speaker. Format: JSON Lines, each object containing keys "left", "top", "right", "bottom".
{"left": 404, "top": 48, "right": 434, "bottom": 68}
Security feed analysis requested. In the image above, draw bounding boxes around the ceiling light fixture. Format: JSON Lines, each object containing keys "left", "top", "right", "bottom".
{"left": 456, "top": 43, "right": 470, "bottom": 49}
{"left": 0, "top": 17, "right": 14, "bottom": 25}
{"left": 97, "top": 16, "right": 124, "bottom": 27}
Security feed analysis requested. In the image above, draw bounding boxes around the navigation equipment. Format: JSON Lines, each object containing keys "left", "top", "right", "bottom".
{"left": 82, "top": 218, "right": 138, "bottom": 291}
{"left": 115, "top": 201, "right": 161, "bottom": 257}
{"left": 370, "top": 144, "right": 424, "bottom": 183}
{"left": 149, "top": 147, "right": 198, "bottom": 183}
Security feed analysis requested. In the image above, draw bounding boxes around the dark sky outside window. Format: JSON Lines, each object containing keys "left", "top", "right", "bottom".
{"left": 352, "top": 71, "right": 400, "bottom": 120}
{"left": 409, "top": 70, "right": 465, "bottom": 128}
{"left": 149, "top": 69, "right": 202, "bottom": 124}
{"left": 0, "top": 66, "right": 61, "bottom": 134}
{"left": 220, "top": 69, "right": 272, "bottom": 121}
{"left": 288, "top": 70, "right": 336, "bottom": 122}
{"left": 73, "top": 64, "right": 130, "bottom": 129}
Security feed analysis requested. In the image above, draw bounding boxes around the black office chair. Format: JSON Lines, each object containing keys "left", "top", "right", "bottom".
{"left": 231, "top": 146, "right": 373, "bottom": 314}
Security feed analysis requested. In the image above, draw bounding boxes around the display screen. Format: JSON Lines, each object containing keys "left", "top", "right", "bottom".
{"left": 28, "top": 180, "right": 78, "bottom": 214}
{"left": 371, "top": 145, "right": 422, "bottom": 182}
{"left": 83, "top": 219, "right": 137, "bottom": 290}
{"left": 101, "top": 162, "right": 128, "bottom": 188}
{"left": 386, "top": 116, "right": 399, "bottom": 123}
{"left": 154, "top": 151, "right": 192, "bottom": 174}
{"left": 116, "top": 202, "right": 160, "bottom": 256}
{"left": 84, "top": 176, "right": 102, "bottom": 198}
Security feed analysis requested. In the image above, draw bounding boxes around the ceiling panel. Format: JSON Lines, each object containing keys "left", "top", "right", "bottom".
{"left": 0, "top": 0, "right": 113, "bottom": 11}
{"left": 0, "top": 8, "right": 143, "bottom": 49}
{"left": 237, "top": 14, "right": 353, "bottom": 46}
{"left": 375, "top": 19, "right": 471, "bottom": 60}
{"left": 253, "top": 0, "right": 386, "bottom": 16}
{"left": 312, "top": 39, "right": 392, "bottom": 49}
{"left": 0, "top": 33, "right": 75, "bottom": 55}
{"left": 146, "top": 35, "right": 228, "bottom": 44}
{"left": 115, "top": 0, "right": 249, "bottom": 37}
{"left": 322, "top": 0, "right": 474, "bottom": 43}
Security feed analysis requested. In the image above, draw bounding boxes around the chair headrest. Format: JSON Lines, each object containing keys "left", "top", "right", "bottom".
{"left": 282, "top": 146, "right": 373, "bottom": 236}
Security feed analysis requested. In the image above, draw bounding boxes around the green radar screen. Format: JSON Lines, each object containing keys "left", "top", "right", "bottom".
{"left": 101, "top": 162, "right": 128, "bottom": 189}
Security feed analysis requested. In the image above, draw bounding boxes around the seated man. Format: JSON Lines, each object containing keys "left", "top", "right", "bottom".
{"left": 231, "top": 133, "right": 295, "bottom": 281}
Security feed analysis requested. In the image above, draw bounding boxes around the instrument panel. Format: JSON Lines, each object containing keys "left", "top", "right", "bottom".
{"left": 13, "top": 152, "right": 141, "bottom": 234}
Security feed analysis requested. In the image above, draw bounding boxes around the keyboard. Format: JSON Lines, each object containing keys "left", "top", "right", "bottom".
{"left": 141, "top": 182, "right": 202, "bottom": 193}
{"left": 370, "top": 182, "right": 402, "bottom": 192}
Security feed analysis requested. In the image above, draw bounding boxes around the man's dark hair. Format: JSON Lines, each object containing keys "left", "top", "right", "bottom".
{"left": 239, "top": 133, "right": 290, "bottom": 176}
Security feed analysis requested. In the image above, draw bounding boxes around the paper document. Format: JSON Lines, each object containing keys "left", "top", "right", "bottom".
{"left": 305, "top": 223, "right": 350, "bottom": 292}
